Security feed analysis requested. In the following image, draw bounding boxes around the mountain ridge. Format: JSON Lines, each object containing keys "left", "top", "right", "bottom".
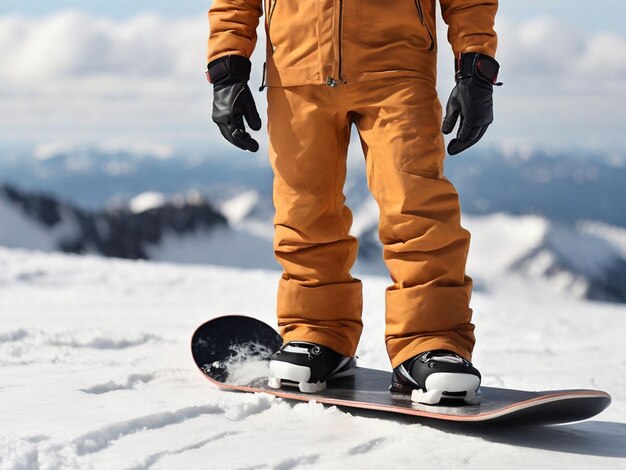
{"left": 2, "top": 183, "right": 626, "bottom": 304}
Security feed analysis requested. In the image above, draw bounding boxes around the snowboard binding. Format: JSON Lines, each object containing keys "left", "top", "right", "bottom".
{"left": 391, "top": 350, "right": 482, "bottom": 405}
{"left": 267, "top": 341, "right": 357, "bottom": 393}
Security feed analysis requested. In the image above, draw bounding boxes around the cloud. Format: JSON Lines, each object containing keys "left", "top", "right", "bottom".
{"left": 33, "top": 140, "right": 175, "bottom": 161}
{"left": 493, "top": 16, "right": 626, "bottom": 91}
{"left": 0, "top": 10, "right": 625, "bottom": 151}
{"left": 0, "top": 11, "right": 209, "bottom": 97}
{"left": 434, "top": 15, "right": 626, "bottom": 151}
{"left": 3, "top": 11, "right": 625, "bottom": 96}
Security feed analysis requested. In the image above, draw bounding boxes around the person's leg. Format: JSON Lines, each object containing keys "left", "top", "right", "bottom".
{"left": 349, "top": 76, "right": 475, "bottom": 368}
{"left": 266, "top": 84, "right": 362, "bottom": 357}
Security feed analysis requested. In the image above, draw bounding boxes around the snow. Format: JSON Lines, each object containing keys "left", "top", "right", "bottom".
{"left": 465, "top": 213, "right": 548, "bottom": 278}
{"left": 0, "top": 198, "right": 81, "bottom": 254}
{"left": 580, "top": 220, "right": 626, "bottom": 258}
{"left": 220, "top": 190, "right": 260, "bottom": 225}
{"left": 0, "top": 246, "right": 624, "bottom": 469}
{"left": 463, "top": 213, "right": 626, "bottom": 300}
{"left": 147, "top": 225, "right": 278, "bottom": 271}
{"left": 128, "top": 192, "right": 166, "bottom": 214}
{"left": 0, "top": 199, "right": 57, "bottom": 251}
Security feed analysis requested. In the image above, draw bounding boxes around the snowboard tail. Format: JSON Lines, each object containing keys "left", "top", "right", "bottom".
{"left": 191, "top": 315, "right": 611, "bottom": 425}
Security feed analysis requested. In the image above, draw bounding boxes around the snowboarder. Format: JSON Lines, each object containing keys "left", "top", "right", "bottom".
{"left": 206, "top": 0, "right": 500, "bottom": 404}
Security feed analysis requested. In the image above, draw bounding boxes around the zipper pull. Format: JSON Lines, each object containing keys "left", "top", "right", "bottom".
{"left": 259, "top": 62, "right": 267, "bottom": 91}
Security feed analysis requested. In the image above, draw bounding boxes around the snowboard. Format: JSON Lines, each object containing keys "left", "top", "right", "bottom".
{"left": 191, "top": 315, "right": 611, "bottom": 425}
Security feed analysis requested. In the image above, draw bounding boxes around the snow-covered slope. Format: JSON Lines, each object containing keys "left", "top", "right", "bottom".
{"left": 147, "top": 225, "right": 277, "bottom": 270}
{"left": 0, "top": 247, "right": 624, "bottom": 469}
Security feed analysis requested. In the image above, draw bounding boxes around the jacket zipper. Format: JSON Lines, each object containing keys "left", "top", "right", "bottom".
{"left": 327, "top": 0, "right": 344, "bottom": 86}
{"left": 338, "top": 0, "right": 345, "bottom": 83}
{"left": 267, "top": 0, "right": 278, "bottom": 53}
{"left": 413, "top": 0, "right": 435, "bottom": 51}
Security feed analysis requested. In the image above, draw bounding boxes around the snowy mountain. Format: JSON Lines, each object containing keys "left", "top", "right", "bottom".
{"left": 0, "top": 184, "right": 225, "bottom": 259}
{"left": 0, "top": 184, "right": 279, "bottom": 271}
{"left": 465, "top": 214, "right": 626, "bottom": 303}
{"left": 0, "top": 145, "right": 273, "bottom": 210}
{"left": 2, "top": 143, "right": 626, "bottom": 303}
{"left": 3, "top": 183, "right": 626, "bottom": 304}
{"left": 0, "top": 246, "right": 624, "bottom": 469}
{"left": 446, "top": 147, "right": 626, "bottom": 228}
{"left": 351, "top": 200, "right": 626, "bottom": 303}
{"left": 1, "top": 144, "right": 625, "bottom": 226}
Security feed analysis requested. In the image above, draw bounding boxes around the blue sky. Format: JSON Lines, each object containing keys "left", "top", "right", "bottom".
{"left": 3, "top": 0, "right": 626, "bottom": 34}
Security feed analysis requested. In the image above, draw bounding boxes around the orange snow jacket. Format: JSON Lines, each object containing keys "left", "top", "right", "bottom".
{"left": 207, "top": 0, "right": 497, "bottom": 87}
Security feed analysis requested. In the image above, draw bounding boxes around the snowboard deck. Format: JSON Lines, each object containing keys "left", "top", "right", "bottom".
{"left": 191, "top": 315, "right": 611, "bottom": 425}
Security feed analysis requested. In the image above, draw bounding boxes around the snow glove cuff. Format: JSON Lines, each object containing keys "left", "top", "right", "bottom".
{"left": 207, "top": 55, "right": 262, "bottom": 153}
{"left": 442, "top": 53, "right": 502, "bottom": 156}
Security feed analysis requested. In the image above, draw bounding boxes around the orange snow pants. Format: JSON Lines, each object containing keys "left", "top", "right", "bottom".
{"left": 267, "top": 76, "right": 475, "bottom": 368}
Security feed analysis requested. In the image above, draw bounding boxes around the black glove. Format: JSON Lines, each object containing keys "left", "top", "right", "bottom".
{"left": 442, "top": 52, "right": 501, "bottom": 156}
{"left": 207, "top": 55, "right": 262, "bottom": 152}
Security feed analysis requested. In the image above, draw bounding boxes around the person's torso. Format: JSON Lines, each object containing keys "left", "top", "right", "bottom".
{"left": 263, "top": 0, "right": 439, "bottom": 88}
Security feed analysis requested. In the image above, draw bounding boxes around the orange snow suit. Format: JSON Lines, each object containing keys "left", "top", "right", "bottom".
{"left": 207, "top": 0, "right": 498, "bottom": 367}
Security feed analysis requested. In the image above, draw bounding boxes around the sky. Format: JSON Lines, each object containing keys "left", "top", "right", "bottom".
{"left": 2, "top": 0, "right": 626, "bottom": 33}
{"left": 1, "top": 1, "right": 625, "bottom": 155}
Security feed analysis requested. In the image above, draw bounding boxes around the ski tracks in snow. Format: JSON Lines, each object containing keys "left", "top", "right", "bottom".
{"left": 0, "top": 312, "right": 287, "bottom": 469}
{"left": 0, "top": 396, "right": 281, "bottom": 470}
{"left": 0, "top": 328, "right": 162, "bottom": 367}
{"left": 1, "top": 404, "right": 228, "bottom": 470}
{"left": 80, "top": 374, "right": 156, "bottom": 395}
{"left": 1, "top": 386, "right": 403, "bottom": 470}
{"left": 72, "top": 405, "right": 225, "bottom": 455}
{"left": 126, "top": 431, "right": 242, "bottom": 470}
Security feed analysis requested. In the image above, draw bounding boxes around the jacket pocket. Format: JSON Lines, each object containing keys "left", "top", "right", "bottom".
{"left": 266, "top": 0, "right": 320, "bottom": 74}
{"left": 266, "top": 0, "right": 278, "bottom": 53}
{"left": 413, "top": 0, "right": 435, "bottom": 51}
{"left": 357, "top": 0, "right": 435, "bottom": 74}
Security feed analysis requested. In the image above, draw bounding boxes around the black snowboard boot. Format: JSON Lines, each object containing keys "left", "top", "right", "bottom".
{"left": 391, "top": 350, "right": 481, "bottom": 405}
{"left": 268, "top": 341, "right": 356, "bottom": 393}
